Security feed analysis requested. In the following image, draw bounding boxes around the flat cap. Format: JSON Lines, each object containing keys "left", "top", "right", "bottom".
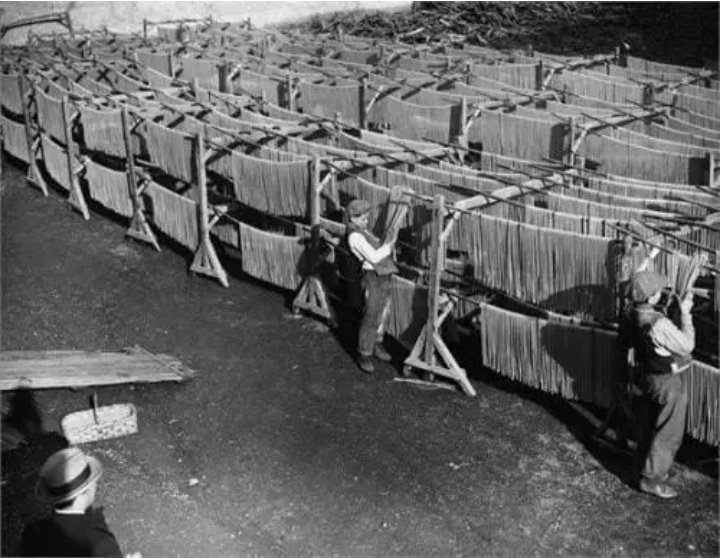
{"left": 627, "top": 270, "right": 668, "bottom": 303}
{"left": 347, "top": 199, "right": 372, "bottom": 217}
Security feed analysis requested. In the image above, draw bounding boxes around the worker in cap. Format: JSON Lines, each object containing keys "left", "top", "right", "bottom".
{"left": 344, "top": 199, "right": 398, "bottom": 373}
{"left": 18, "top": 446, "right": 126, "bottom": 557}
{"left": 621, "top": 270, "right": 694, "bottom": 499}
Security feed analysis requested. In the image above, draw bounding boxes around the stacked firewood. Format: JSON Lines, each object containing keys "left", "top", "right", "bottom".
{"left": 286, "top": 3, "right": 615, "bottom": 48}
{"left": 281, "top": 2, "right": 718, "bottom": 65}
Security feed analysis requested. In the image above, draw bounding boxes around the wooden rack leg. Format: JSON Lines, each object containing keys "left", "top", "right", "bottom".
{"left": 62, "top": 98, "right": 89, "bottom": 220}
{"left": 20, "top": 79, "right": 48, "bottom": 196}
{"left": 67, "top": 165, "right": 90, "bottom": 220}
{"left": 189, "top": 131, "right": 228, "bottom": 287}
{"left": 27, "top": 139, "right": 49, "bottom": 196}
{"left": 402, "top": 195, "right": 476, "bottom": 397}
{"left": 291, "top": 156, "right": 336, "bottom": 326}
{"left": 190, "top": 236, "right": 229, "bottom": 287}
{"left": 121, "top": 109, "right": 160, "bottom": 250}
{"left": 126, "top": 198, "right": 160, "bottom": 250}
{"left": 403, "top": 303, "right": 476, "bottom": 397}
{"left": 292, "top": 275, "right": 335, "bottom": 325}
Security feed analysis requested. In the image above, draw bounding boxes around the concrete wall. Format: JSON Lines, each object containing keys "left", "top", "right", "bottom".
{"left": 0, "top": 1, "right": 410, "bottom": 44}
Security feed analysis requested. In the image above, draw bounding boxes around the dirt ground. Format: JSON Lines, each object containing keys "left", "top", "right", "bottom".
{"left": 1, "top": 160, "right": 718, "bottom": 557}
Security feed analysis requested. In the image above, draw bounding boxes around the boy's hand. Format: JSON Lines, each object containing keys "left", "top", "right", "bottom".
{"left": 679, "top": 293, "right": 694, "bottom": 315}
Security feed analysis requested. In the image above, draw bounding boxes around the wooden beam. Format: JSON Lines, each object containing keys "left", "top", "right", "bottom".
{"left": 292, "top": 156, "right": 335, "bottom": 325}
{"left": 21, "top": 79, "right": 49, "bottom": 195}
{"left": 189, "top": 131, "right": 229, "bottom": 287}
{"left": 403, "top": 195, "right": 475, "bottom": 396}
{"left": 62, "top": 96, "right": 90, "bottom": 220}
{"left": 0, "top": 347, "right": 195, "bottom": 390}
{"left": 121, "top": 107, "right": 160, "bottom": 250}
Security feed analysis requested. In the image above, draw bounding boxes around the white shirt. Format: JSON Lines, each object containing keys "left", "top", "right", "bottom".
{"left": 348, "top": 231, "right": 393, "bottom": 271}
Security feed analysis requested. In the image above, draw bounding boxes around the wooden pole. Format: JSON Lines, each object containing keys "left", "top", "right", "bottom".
{"left": 535, "top": 60, "right": 544, "bottom": 92}
{"left": 189, "top": 131, "right": 229, "bottom": 287}
{"left": 286, "top": 74, "right": 294, "bottom": 111}
{"left": 19, "top": 77, "right": 48, "bottom": 195}
{"left": 310, "top": 154, "right": 321, "bottom": 261}
{"left": 707, "top": 151, "right": 716, "bottom": 188}
{"left": 191, "top": 77, "right": 199, "bottom": 99}
{"left": 567, "top": 115, "right": 576, "bottom": 167}
{"left": 61, "top": 97, "right": 89, "bottom": 220}
{"left": 454, "top": 96, "right": 467, "bottom": 164}
{"left": 359, "top": 75, "right": 367, "bottom": 129}
{"left": 196, "top": 132, "right": 209, "bottom": 244}
{"left": 716, "top": 251, "right": 720, "bottom": 314}
{"left": 642, "top": 83, "right": 655, "bottom": 106}
{"left": 402, "top": 193, "right": 476, "bottom": 396}
{"left": 291, "top": 156, "right": 334, "bottom": 324}
{"left": 121, "top": 107, "right": 159, "bottom": 250}
{"left": 424, "top": 194, "right": 444, "bottom": 368}
{"left": 218, "top": 61, "right": 229, "bottom": 93}
{"left": 66, "top": 11, "right": 74, "bottom": 38}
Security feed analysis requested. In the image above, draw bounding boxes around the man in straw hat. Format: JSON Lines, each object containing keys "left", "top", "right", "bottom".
{"left": 345, "top": 199, "right": 398, "bottom": 374}
{"left": 622, "top": 270, "right": 695, "bottom": 499}
{"left": 18, "top": 446, "right": 124, "bottom": 557}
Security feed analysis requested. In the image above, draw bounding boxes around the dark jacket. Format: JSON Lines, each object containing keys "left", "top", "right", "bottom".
{"left": 18, "top": 509, "right": 123, "bottom": 557}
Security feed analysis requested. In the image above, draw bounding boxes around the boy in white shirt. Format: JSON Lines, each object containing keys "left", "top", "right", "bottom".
{"left": 345, "top": 199, "right": 397, "bottom": 373}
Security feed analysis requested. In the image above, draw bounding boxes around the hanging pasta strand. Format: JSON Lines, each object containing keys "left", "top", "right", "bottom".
{"left": 137, "top": 50, "right": 174, "bottom": 76}
{"left": 113, "top": 72, "right": 146, "bottom": 95}
{"left": 145, "top": 181, "right": 199, "bottom": 249}
{"left": 674, "top": 253, "right": 708, "bottom": 297}
{"left": 0, "top": 73, "right": 24, "bottom": 116}
{"left": 35, "top": 87, "right": 68, "bottom": 143}
{"left": 84, "top": 158, "right": 134, "bottom": 218}
{"left": 369, "top": 95, "right": 453, "bottom": 143}
{"left": 70, "top": 81, "right": 94, "bottom": 98}
{"left": 683, "top": 361, "right": 720, "bottom": 446}
{"left": 231, "top": 150, "right": 310, "bottom": 217}
{"left": 211, "top": 218, "right": 240, "bottom": 248}
{"left": 386, "top": 275, "right": 428, "bottom": 347}
{"left": 41, "top": 133, "right": 72, "bottom": 191}
{"left": 145, "top": 66, "right": 176, "bottom": 89}
{"left": 298, "top": 81, "right": 360, "bottom": 126}
{"left": 79, "top": 106, "right": 127, "bottom": 158}
{"left": 2, "top": 114, "right": 30, "bottom": 162}
{"left": 146, "top": 120, "right": 196, "bottom": 184}
{"left": 468, "top": 110, "right": 564, "bottom": 162}
{"left": 238, "top": 221, "right": 306, "bottom": 290}
{"left": 480, "top": 302, "right": 615, "bottom": 407}
{"left": 383, "top": 186, "right": 412, "bottom": 243}
{"left": 77, "top": 76, "right": 114, "bottom": 97}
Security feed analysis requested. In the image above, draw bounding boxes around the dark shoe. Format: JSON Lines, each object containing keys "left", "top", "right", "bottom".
{"left": 357, "top": 355, "right": 375, "bottom": 374}
{"left": 639, "top": 478, "right": 678, "bottom": 499}
{"left": 373, "top": 344, "right": 392, "bottom": 362}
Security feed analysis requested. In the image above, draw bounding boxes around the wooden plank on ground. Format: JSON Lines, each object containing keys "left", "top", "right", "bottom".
{"left": 0, "top": 346, "right": 196, "bottom": 390}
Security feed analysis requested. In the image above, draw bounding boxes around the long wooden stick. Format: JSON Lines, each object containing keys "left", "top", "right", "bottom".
{"left": 62, "top": 96, "right": 89, "bottom": 219}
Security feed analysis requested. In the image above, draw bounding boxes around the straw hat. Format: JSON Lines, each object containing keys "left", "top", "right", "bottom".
{"left": 35, "top": 447, "right": 103, "bottom": 504}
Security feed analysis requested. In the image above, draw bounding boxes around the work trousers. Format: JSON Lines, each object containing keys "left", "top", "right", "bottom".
{"left": 358, "top": 271, "right": 392, "bottom": 357}
{"left": 636, "top": 372, "right": 688, "bottom": 482}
